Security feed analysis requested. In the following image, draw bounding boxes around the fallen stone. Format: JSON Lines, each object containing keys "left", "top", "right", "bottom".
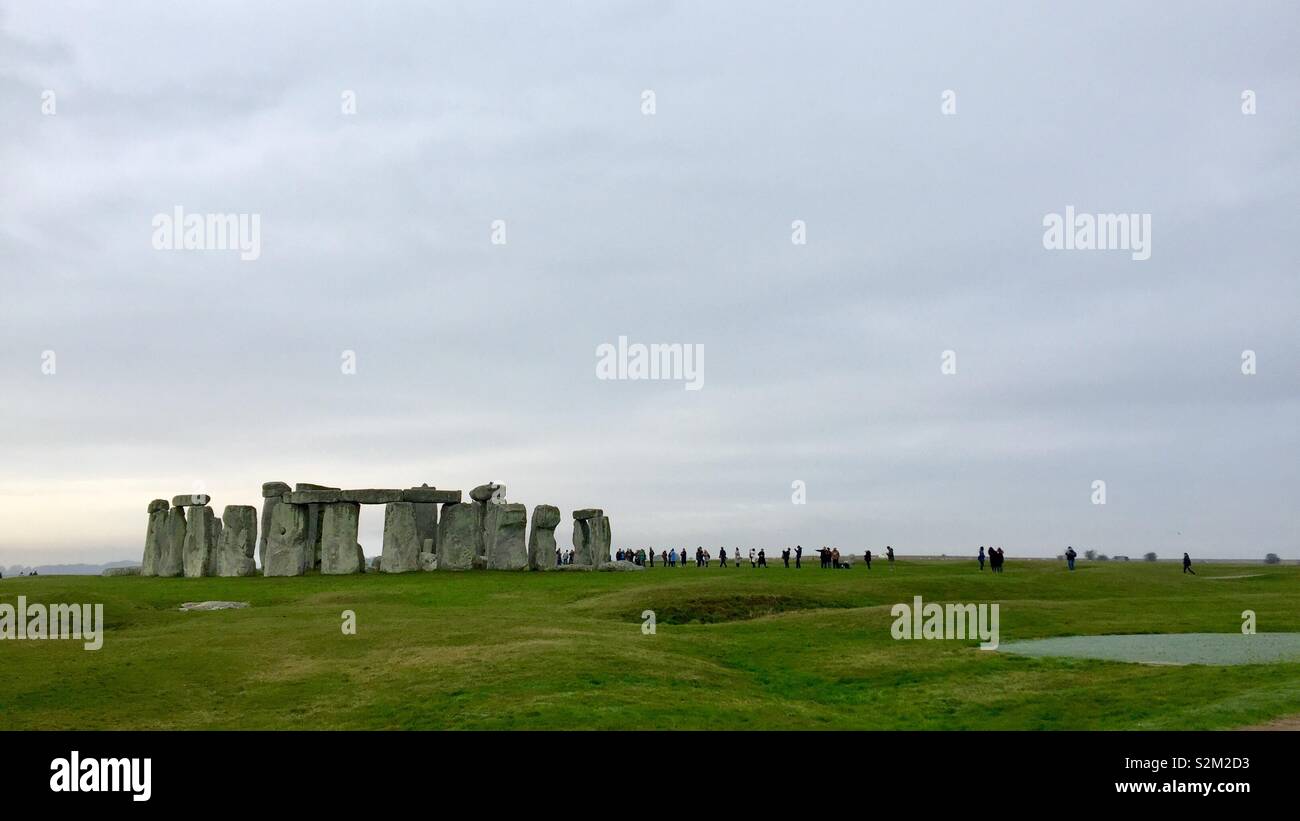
{"left": 339, "top": 489, "right": 405, "bottom": 504}
{"left": 172, "top": 493, "right": 212, "bottom": 507}
{"left": 179, "top": 601, "right": 249, "bottom": 612}
{"left": 419, "top": 551, "right": 438, "bottom": 572}
{"left": 320, "top": 502, "right": 364, "bottom": 575}
{"left": 215, "top": 505, "right": 258, "bottom": 577}
{"left": 436, "top": 502, "right": 477, "bottom": 570}
{"left": 147, "top": 499, "right": 169, "bottom": 513}
{"left": 486, "top": 503, "right": 528, "bottom": 570}
{"left": 264, "top": 502, "right": 309, "bottom": 576}
{"left": 573, "top": 508, "right": 603, "bottom": 520}
{"left": 599, "top": 560, "right": 644, "bottom": 572}
{"left": 262, "top": 481, "right": 291, "bottom": 498}
{"left": 158, "top": 507, "right": 187, "bottom": 577}
{"left": 381, "top": 502, "right": 420, "bottom": 573}
{"left": 103, "top": 566, "right": 142, "bottom": 576}
{"left": 183, "top": 505, "right": 220, "bottom": 577}
{"left": 527, "top": 504, "right": 561, "bottom": 571}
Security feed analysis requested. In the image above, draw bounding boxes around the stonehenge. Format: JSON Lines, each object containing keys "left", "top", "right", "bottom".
{"left": 142, "top": 480, "right": 610, "bottom": 576}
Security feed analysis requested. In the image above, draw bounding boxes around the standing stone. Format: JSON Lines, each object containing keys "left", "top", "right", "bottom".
{"left": 183, "top": 505, "right": 220, "bottom": 577}
{"left": 297, "top": 483, "right": 338, "bottom": 571}
{"left": 142, "top": 500, "right": 169, "bottom": 576}
{"left": 259, "top": 482, "right": 291, "bottom": 570}
{"left": 320, "top": 502, "right": 363, "bottom": 575}
{"left": 381, "top": 502, "right": 420, "bottom": 573}
{"left": 264, "top": 502, "right": 309, "bottom": 577}
{"left": 572, "top": 513, "right": 613, "bottom": 567}
{"left": 158, "top": 506, "right": 187, "bottom": 577}
{"left": 411, "top": 485, "right": 439, "bottom": 559}
{"left": 436, "top": 502, "right": 477, "bottom": 571}
{"left": 419, "top": 551, "right": 438, "bottom": 571}
{"left": 215, "top": 505, "right": 258, "bottom": 577}
{"left": 527, "top": 505, "right": 561, "bottom": 571}
{"left": 486, "top": 503, "right": 528, "bottom": 570}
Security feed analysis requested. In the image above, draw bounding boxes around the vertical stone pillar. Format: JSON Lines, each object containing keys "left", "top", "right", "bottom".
{"left": 436, "top": 502, "right": 477, "bottom": 570}
{"left": 527, "top": 505, "right": 560, "bottom": 571}
{"left": 381, "top": 502, "right": 420, "bottom": 573}
{"left": 259, "top": 482, "right": 291, "bottom": 570}
{"left": 409, "top": 484, "right": 439, "bottom": 559}
{"left": 320, "top": 502, "right": 363, "bottom": 575}
{"left": 486, "top": 503, "right": 528, "bottom": 570}
{"left": 571, "top": 508, "right": 609, "bottom": 567}
{"left": 142, "top": 499, "right": 169, "bottom": 576}
{"left": 264, "top": 502, "right": 309, "bottom": 577}
{"left": 178, "top": 496, "right": 218, "bottom": 577}
{"left": 158, "top": 505, "right": 187, "bottom": 577}
{"left": 296, "top": 483, "right": 339, "bottom": 571}
{"left": 215, "top": 505, "right": 258, "bottom": 577}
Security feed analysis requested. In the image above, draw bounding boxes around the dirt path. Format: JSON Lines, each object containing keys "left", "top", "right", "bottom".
{"left": 1240, "top": 714, "right": 1300, "bottom": 730}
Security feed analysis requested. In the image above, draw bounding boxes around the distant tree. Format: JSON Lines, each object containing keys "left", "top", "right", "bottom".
{"left": 1097, "top": 554, "right": 1109, "bottom": 561}
{"left": 1264, "top": 553, "right": 1281, "bottom": 565}
{"left": 1084, "top": 550, "right": 1097, "bottom": 561}
{"left": 1144, "top": 552, "right": 1158, "bottom": 562}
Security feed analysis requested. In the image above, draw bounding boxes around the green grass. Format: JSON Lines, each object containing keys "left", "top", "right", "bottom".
{"left": 2, "top": 559, "right": 1298, "bottom": 729}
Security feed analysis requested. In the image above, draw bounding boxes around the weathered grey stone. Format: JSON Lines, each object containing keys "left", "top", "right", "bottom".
{"left": 356, "top": 543, "right": 367, "bottom": 573}
{"left": 172, "top": 493, "right": 211, "bottom": 507}
{"left": 573, "top": 508, "right": 603, "bottom": 521}
{"left": 527, "top": 504, "right": 561, "bottom": 571}
{"left": 571, "top": 514, "right": 612, "bottom": 567}
{"left": 215, "top": 505, "right": 258, "bottom": 577}
{"left": 257, "top": 496, "right": 284, "bottom": 570}
{"left": 369, "top": 555, "right": 382, "bottom": 571}
{"left": 339, "top": 489, "right": 404, "bottom": 504}
{"left": 295, "top": 483, "right": 338, "bottom": 491}
{"left": 103, "top": 565, "right": 142, "bottom": 576}
{"left": 485, "top": 503, "right": 528, "bottom": 570}
{"left": 262, "top": 481, "right": 291, "bottom": 498}
{"left": 264, "top": 502, "right": 309, "bottom": 576}
{"left": 381, "top": 502, "right": 420, "bottom": 573}
{"left": 320, "top": 502, "right": 363, "bottom": 575}
{"left": 599, "top": 560, "right": 644, "bottom": 572}
{"left": 182, "top": 505, "right": 220, "bottom": 577}
{"left": 147, "top": 498, "right": 169, "bottom": 514}
{"left": 296, "top": 485, "right": 341, "bottom": 572}
{"left": 413, "top": 502, "right": 438, "bottom": 557}
{"left": 436, "top": 502, "right": 478, "bottom": 570}
{"left": 419, "top": 551, "right": 438, "bottom": 572}
{"left": 158, "top": 507, "right": 186, "bottom": 577}
{"left": 142, "top": 504, "right": 169, "bottom": 576}
{"left": 402, "top": 487, "right": 461, "bottom": 504}
{"left": 284, "top": 490, "right": 341, "bottom": 504}
{"left": 469, "top": 483, "right": 500, "bottom": 503}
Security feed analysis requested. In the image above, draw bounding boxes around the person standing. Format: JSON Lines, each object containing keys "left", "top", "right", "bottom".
{"left": 1065, "top": 546, "right": 1077, "bottom": 571}
{"left": 719, "top": 547, "right": 728, "bottom": 567}
{"left": 758, "top": 549, "right": 767, "bottom": 568}
{"left": 648, "top": 549, "right": 655, "bottom": 568}
{"left": 864, "top": 550, "right": 872, "bottom": 570}
{"left": 978, "top": 546, "right": 986, "bottom": 571}
{"left": 749, "top": 548, "right": 756, "bottom": 568}
{"left": 1183, "top": 552, "right": 1196, "bottom": 575}
{"left": 886, "top": 546, "right": 895, "bottom": 569}
{"left": 782, "top": 548, "right": 790, "bottom": 568}
{"left": 795, "top": 545, "right": 802, "bottom": 569}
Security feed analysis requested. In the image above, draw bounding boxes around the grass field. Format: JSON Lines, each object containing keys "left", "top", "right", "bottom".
{"left": 3, "top": 559, "right": 1299, "bottom": 730}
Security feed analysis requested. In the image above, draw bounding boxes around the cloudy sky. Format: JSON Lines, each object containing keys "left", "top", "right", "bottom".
{"left": 1, "top": 1, "right": 1296, "bottom": 565}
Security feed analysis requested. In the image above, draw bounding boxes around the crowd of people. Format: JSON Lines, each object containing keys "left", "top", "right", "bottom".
{"left": 611, "top": 544, "right": 904, "bottom": 570}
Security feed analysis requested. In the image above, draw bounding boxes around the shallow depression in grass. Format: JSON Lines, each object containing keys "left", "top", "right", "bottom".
{"left": 998, "top": 632, "right": 1300, "bottom": 666}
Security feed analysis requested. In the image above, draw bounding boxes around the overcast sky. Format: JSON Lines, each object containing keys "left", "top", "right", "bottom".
{"left": 1, "top": 1, "right": 1296, "bottom": 565}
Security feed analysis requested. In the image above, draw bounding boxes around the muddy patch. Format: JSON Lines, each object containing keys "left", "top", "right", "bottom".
{"left": 999, "top": 632, "right": 1300, "bottom": 666}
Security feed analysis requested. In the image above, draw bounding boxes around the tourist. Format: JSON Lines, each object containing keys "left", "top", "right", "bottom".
{"left": 749, "top": 548, "right": 756, "bottom": 568}
{"left": 758, "top": 549, "right": 767, "bottom": 568}
{"left": 831, "top": 547, "right": 841, "bottom": 569}
{"left": 782, "top": 548, "right": 790, "bottom": 568}
{"left": 669, "top": 548, "right": 677, "bottom": 567}
{"left": 864, "top": 550, "right": 872, "bottom": 570}
{"left": 886, "top": 546, "right": 895, "bottom": 569}
{"left": 795, "top": 545, "right": 802, "bottom": 568}
{"left": 703, "top": 549, "right": 711, "bottom": 568}
{"left": 1182, "top": 552, "right": 1195, "bottom": 575}
{"left": 978, "top": 546, "right": 986, "bottom": 571}
{"left": 719, "top": 547, "right": 728, "bottom": 567}
{"left": 648, "top": 549, "right": 655, "bottom": 568}
{"left": 1065, "top": 546, "right": 1077, "bottom": 571}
